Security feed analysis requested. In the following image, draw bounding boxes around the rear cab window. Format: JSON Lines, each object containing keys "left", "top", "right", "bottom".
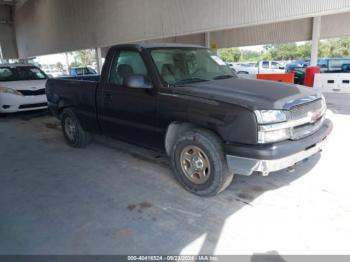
{"left": 74, "top": 67, "right": 97, "bottom": 76}
{"left": 261, "top": 61, "right": 269, "bottom": 69}
{"left": 109, "top": 50, "right": 149, "bottom": 86}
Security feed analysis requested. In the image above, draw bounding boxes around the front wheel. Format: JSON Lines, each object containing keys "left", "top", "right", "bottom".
{"left": 61, "top": 108, "right": 91, "bottom": 148}
{"left": 170, "top": 129, "right": 234, "bottom": 196}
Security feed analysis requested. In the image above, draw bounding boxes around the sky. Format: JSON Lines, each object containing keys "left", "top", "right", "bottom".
{"left": 240, "top": 45, "right": 264, "bottom": 52}
{"left": 34, "top": 53, "right": 73, "bottom": 66}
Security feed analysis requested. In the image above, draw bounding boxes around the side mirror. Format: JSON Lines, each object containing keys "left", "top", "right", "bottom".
{"left": 124, "top": 75, "right": 152, "bottom": 89}
{"left": 279, "top": 66, "right": 285, "bottom": 70}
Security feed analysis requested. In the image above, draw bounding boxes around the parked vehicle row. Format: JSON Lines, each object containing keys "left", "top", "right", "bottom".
{"left": 46, "top": 43, "right": 332, "bottom": 196}
{"left": 229, "top": 61, "right": 286, "bottom": 75}
{"left": 68, "top": 67, "right": 98, "bottom": 77}
{"left": 229, "top": 58, "right": 350, "bottom": 75}
{"left": 0, "top": 64, "right": 48, "bottom": 113}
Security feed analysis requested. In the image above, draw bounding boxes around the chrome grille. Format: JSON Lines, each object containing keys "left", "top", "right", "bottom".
{"left": 289, "top": 99, "right": 325, "bottom": 140}
{"left": 290, "top": 99, "right": 323, "bottom": 121}
{"left": 18, "top": 88, "right": 46, "bottom": 96}
{"left": 291, "top": 118, "right": 324, "bottom": 140}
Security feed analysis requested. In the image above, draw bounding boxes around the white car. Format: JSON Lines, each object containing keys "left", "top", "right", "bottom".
{"left": 234, "top": 61, "right": 286, "bottom": 75}
{"left": 0, "top": 64, "right": 48, "bottom": 113}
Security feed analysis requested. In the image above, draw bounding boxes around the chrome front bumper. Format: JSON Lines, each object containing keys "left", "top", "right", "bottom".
{"left": 226, "top": 138, "right": 326, "bottom": 176}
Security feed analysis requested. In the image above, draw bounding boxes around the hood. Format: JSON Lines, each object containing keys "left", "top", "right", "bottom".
{"left": 171, "top": 78, "right": 321, "bottom": 110}
{"left": 0, "top": 80, "right": 47, "bottom": 91}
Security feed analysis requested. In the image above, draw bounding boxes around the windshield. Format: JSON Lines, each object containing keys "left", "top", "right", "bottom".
{"left": 0, "top": 66, "right": 47, "bottom": 82}
{"left": 150, "top": 48, "right": 236, "bottom": 86}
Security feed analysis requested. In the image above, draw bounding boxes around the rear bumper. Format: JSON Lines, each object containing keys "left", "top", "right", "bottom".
{"left": 225, "top": 119, "right": 333, "bottom": 176}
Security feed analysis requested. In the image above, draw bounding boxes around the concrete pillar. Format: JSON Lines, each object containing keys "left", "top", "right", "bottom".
{"left": 95, "top": 47, "right": 103, "bottom": 74}
{"left": 205, "top": 32, "right": 211, "bottom": 48}
{"left": 65, "top": 53, "right": 70, "bottom": 74}
{"left": 310, "top": 16, "right": 321, "bottom": 66}
{"left": 0, "top": 44, "right": 4, "bottom": 64}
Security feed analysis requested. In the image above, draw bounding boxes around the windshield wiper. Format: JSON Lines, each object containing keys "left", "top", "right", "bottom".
{"left": 174, "top": 78, "right": 209, "bottom": 86}
{"left": 213, "top": 75, "right": 234, "bottom": 80}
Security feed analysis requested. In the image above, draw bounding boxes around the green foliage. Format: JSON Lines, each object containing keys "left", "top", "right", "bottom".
{"left": 319, "top": 38, "right": 350, "bottom": 58}
{"left": 55, "top": 62, "right": 64, "bottom": 71}
{"left": 70, "top": 49, "right": 96, "bottom": 67}
{"left": 218, "top": 48, "right": 241, "bottom": 62}
{"left": 296, "top": 42, "right": 311, "bottom": 58}
{"left": 69, "top": 61, "right": 82, "bottom": 68}
{"left": 218, "top": 37, "right": 350, "bottom": 62}
{"left": 240, "top": 50, "right": 263, "bottom": 62}
{"left": 263, "top": 43, "right": 298, "bottom": 60}
{"left": 219, "top": 48, "right": 263, "bottom": 62}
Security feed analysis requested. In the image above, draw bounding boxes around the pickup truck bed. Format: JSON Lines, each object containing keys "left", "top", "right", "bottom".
{"left": 47, "top": 76, "right": 101, "bottom": 133}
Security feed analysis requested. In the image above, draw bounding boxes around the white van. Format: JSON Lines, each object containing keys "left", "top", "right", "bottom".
{"left": 0, "top": 64, "right": 48, "bottom": 113}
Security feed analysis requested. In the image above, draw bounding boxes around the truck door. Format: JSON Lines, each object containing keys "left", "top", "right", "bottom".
{"left": 271, "top": 61, "right": 285, "bottom": 73}
{"left": 97, "top": 49, "right": 162, "bottom": 150}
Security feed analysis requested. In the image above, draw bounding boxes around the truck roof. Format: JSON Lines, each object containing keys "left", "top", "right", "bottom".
{"left": 111, "top": 43, "right": 206, "bottom": 50}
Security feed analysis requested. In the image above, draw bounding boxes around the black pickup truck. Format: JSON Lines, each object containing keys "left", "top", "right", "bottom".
{"left": 46, "top": 43, "right": 332, "bottom": 196}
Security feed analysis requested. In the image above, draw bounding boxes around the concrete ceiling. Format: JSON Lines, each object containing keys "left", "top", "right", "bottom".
{"left": 1, "top": 0, "right": 350, "bottom": 59}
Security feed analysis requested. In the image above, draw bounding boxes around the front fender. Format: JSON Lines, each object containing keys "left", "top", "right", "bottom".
{"left": 159, "top": 92, "right": 258, "bottom": 144}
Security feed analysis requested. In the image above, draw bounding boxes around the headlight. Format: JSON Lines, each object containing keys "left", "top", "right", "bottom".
{"left": 0, "top": 87, "right": 23, "bottom": 96}
{"left": 255, "top": 110, "right": 290, "bottom": 143}
{"left": 258, "top": 128, "right": 291, "bottom": 143}
{"left": 254, "top": 110, "right": 287, "bottom": 124}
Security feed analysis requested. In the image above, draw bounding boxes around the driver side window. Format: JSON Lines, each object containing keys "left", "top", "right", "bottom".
{"left": 109, "top": 51, "right": 148, "bottom": 86}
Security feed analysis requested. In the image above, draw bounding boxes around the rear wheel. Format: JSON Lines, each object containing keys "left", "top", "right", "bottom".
{"left": 61, "top": 108, "right": 91, "bottom": 148}
{"left": 170, "top": 129, "right": 234, "bottom": 196}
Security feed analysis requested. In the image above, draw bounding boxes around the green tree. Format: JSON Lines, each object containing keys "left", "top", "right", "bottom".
{"left": 55, "top": 62, "right": 64, "bottom": 71}
{"left": 70, "top": 61, "right": 82, "bottom": 68}
{"left": 218, "top": 48, "right": 241, "bottom": 62}
{"left": 240, "top": 50, "right": 263, "bottom": 62}
{"left": 263, "top": 43, "right": 298, "bottom": 60}
{"left": 218, "top": 37, "right": 350, "bottom": 63}
{"left": 71, "top": 49, "right": 96, "bottom": 67}
{"left": 319, "top": 38, "right": 350, "bottom": 58}
{"left": 295, "top": 43, "right": 311, "bottom": 59}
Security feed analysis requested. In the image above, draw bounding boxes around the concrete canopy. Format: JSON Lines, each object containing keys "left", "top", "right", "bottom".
{"left": 2, "top": 0, "right": 350, "bottom": 58}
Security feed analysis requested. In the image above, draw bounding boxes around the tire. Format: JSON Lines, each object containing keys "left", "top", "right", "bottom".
{"left": 170, "top": 128, "right": 234, "bottom": 196}
{"left": 61, "top": 108, "right": 92, "bottom": 148}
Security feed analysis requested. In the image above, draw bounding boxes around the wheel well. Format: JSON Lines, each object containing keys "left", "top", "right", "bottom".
{"left": 164, "top": 122, "right": 223, "bottom": 156}
{"left": 57, "top": 100, "right": 74, "bottom": 118}
{"left": 165, "top": 122, "right": 195, "bottom": 156}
